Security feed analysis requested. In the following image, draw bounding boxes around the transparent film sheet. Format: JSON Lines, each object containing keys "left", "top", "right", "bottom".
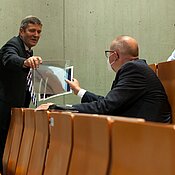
{"left": 32, "top": 62, "right": 73, "bottom": 101}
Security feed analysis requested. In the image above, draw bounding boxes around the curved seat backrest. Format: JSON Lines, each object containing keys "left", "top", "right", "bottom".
{"left": 6, "top": 108, "right": 24, "bottom": 175}
{"left": 44, "top": 112, "right": 73, "bottom": 175}
{"left": 15, "top": 109, "right": 35, "bottom": 175}
{"left": 109, "top": 120, "right": 175, "bottom": 175}
{"left": 27, "top": 110, "right": 49, "bottom": 175}
{"left": 157, "top": 60, "right": 175, "bottom": 123}
{"left": 68, "top": 113, "right": 110, "bottom": 175}
{"left": 149, "top": 63, "right": 157, "bottom": 74}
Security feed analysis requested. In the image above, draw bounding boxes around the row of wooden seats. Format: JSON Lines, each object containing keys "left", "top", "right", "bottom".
{"left": 149, "top": 60, "right": 175, "bottom": 123}
{"left": 3, "top": 109, "right": 49, "bottom": 175}
{"left": 3, "top": 108, "right": 175, "bottom": 175}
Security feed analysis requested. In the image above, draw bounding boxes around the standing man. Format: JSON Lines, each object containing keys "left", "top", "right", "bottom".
{"left": 0, "top": 15, "right": 42, "bottom": 172}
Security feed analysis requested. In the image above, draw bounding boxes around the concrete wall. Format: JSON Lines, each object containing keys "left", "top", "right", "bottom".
{"left": 0, "top": 0, "right": 174, "bottom": 105}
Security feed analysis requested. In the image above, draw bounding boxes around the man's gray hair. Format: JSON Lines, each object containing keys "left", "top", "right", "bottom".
{"left": 20, "top": 15, "right": 42, "bottom": 29}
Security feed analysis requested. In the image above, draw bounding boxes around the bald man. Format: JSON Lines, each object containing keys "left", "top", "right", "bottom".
{"left": 40, "top": 35, "right": 172, "bottom": 123}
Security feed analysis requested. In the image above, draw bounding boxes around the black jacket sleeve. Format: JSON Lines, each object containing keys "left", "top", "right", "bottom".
{"left": 73, "top": 61, "right": 147, "bottom": 115}
{"left": 0, "top": 36, "right": 27, "bottom": 71}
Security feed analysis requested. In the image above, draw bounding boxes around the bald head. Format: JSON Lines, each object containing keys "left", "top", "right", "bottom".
{"left": 111, "top": 35, "right": 139, "bottom": 59}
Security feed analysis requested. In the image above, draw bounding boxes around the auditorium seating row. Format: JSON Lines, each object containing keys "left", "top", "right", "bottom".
{"left": 149, "top": 60, "right": 175, "bottom": 123}
{"left": 2, "top": 107, "right": 175, "bottom": 175}
{"left": 2, "top": 60, "right": 175, "bottom": 175}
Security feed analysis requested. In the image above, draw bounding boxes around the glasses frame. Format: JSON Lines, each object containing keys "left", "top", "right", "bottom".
{"left": 105, "top": 50, "right": 116, "bottom": 58}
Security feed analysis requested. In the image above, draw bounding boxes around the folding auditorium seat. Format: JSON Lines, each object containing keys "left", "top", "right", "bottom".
{"left": 2, "top": 108, "right": 16, "bottom": 175}
{"left": 157, "top": 60, "right": 175, "bottom": 123}
{"left": 109, "top": 120, "right": 175, "bottom": 175}
{"left": 149, "top": 63, "right": 157, "bottom": 74}
{"left": 68, "top": 113, "right": 111, "bottom": 175}
{"left": 43, "top": 112, "right": 73, "bottom": 175}
{"left": 26, "top": 110, "right": 49, "bottom": 175}
{"left": 5, "top": 108, "right": 24, "bottom": 175}
{"left": 15, "top": 109, "right": 35, "bottom": 175}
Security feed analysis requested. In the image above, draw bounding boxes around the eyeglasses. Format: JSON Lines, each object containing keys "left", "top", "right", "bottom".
{"left": 105, "top": 50, "right": 116, "bottom": 58}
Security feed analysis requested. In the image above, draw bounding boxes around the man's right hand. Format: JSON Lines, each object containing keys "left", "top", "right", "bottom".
{"left": 23, "top": 56, "right": 42, "bottom": 69}
{"left": 35, "top": 102, "right": 54, "bottom": 111}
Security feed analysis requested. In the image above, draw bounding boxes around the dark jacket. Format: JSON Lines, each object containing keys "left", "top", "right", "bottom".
{"left": 0, "top": 36, "right": 30, "bottom": 107}
{"left": 73, "top": 59, "right": 171, "bottom": 123}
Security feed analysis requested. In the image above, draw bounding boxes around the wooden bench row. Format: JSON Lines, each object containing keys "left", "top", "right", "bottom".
{"left": 149, "top": 60, "right": 175, "bottom": 123}
{"left": 2, "top": 108, "right": 175, "bottom": 175}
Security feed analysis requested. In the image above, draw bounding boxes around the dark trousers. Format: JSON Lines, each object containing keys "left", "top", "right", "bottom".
{"left": 0, "top": 100, "right": 11, "bottom": 173}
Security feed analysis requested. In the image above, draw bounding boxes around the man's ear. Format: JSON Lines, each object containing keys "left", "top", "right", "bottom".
{"left": 114, "top": 51, "right": 119, "bottom": 60}
{"left": 19, "top": 28, "right": 24, "bottom": 35}
{"left": 114, "top": 48, "right": 120, "bottom": 59}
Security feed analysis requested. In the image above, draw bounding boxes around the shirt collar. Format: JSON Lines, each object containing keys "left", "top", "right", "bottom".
{"left": 24, "top": 44, "right": 31, "bottom": 51}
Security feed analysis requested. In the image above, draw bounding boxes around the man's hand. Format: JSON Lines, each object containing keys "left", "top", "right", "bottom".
{"left": 23, "top": 56, "right": 42, "bottom": 69}
{"left": 35, "top": 102, "right": 54, "bottom": 111}
{"left": 65, "top": 78, "right": 81, "bottom": 95}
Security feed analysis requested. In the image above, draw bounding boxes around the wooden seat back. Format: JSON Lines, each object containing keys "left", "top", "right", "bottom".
{"left": 2, "top": 108, "right": 16, "bottom": 175}
{"left": 157, "top": 60, "right": 175, "bottom": 123}
{"left": 149, "top": 63, "right": 157, "bottom": 74}
{"left": 68, "top": 113, "right": 110, "bottom": 175}
{"left": 26, "top": 110, "right": 49, "bottom": 175}
{"left": 6, "top": 108, "right": 24, "bottom": 175}
{"left": 15, "top": 109, "right": 35, "bottom": 175}
{"left": 109, "top": 120, "right": 175, "bottom": 175}
{"left": 43, "top": 112, "right": 73, "bottom": 175}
